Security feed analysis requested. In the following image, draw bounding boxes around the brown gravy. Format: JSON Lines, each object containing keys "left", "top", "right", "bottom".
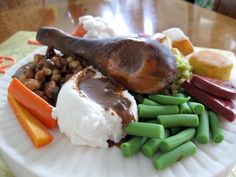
{"left": 77, "top": 68, "right": 135, "bottom": 126}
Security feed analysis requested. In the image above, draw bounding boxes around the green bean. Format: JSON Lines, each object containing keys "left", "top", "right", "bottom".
{"left": 196, "top": 110, "right": 210, "bottom": 144}
{"left": 208, "top": 111, "right": 224, "bottom": 143}
{"left": 188, "top": 101, "right": 205, "bottom": 114}
{"left": 160, "top": 128, "right": 196, "bottom": 152}
{"left": 138, "top": 104, "right": 179, "bottom": 119}
{"left": 124, "top": 122, "right": 165, "bottom": 139}
{"left": 179, "top": 103, "right": 192, "bottom": 114}
{"left": 141, "top": 129, "right": 171, "bottom": 157}
{"left": 169, "top": 127, "right": 183, "bottom": 135}
{"left": 141, "top": 138, "right": 162, "bottom": 157}
{"left": 148, "top": 94, "right": 190, "bottom": 105}
{"left": 121, "top": 137, "right": 148, "bottom": 158}
{"left": 176, "top": 93, "right": 192, "bottom": 114}
{"left": 157, "top": 114, "right": 199, "bottom": 128}
{"left": 142, "top": 98, "right": 160, "bottom": 106}
{"left": 153, "top": 141, "right": 197, "bottom": 170}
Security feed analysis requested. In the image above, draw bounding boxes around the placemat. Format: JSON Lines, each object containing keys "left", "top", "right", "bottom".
{"left": 0, "top": 31, "right": 235, "bottom": 177}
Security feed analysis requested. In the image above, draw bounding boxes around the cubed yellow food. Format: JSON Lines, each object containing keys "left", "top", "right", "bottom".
{"left": 189, "top": 50, "right": 233, "bottom": 81}
{"left": 163, "top": 28, "right": 194, "bottom": 56}
{"left": 172, "top": 40, "right": 194, "bottom": 56}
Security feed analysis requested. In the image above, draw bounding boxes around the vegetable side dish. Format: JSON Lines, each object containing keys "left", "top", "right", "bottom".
{"left": 13, "top": 48, "right": 84, "bottom": 106}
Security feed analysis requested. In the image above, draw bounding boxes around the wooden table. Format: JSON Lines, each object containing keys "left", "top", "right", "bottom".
{"left": 0, "top": 0, "right": 236, "bottom": 54}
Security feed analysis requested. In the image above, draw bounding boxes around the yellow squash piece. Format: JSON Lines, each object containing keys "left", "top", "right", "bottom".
{"left": 8, "top": 93, "right": 53, "bottom": 148}
{"left": 189, "top": 50, "right": 233, "bottom": 81}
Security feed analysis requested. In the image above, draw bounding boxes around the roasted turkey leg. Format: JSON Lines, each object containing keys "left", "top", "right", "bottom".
{"left": 36, "top": 27, "right": 177, "bottom": 94}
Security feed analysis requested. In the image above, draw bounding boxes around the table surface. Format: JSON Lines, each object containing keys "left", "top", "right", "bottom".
{"left": 0, "top": 0, "right": 236, "bottom": 177}
{"left": 0, "top": 0, "right": 236, "bottom": 54}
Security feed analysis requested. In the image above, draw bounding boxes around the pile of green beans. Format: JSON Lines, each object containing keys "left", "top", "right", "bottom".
{"left": 120, "top": 93, "right": 224, "bottom": 170}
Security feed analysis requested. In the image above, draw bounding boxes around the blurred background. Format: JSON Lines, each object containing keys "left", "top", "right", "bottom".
{"left": 0, "top": 0, "right": 236, "bottom": 50}
{"left": 186, "top": 0, "right": 236, "bottom": 18}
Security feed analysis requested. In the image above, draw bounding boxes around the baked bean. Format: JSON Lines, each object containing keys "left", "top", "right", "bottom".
{"left": 36, "top": 63, "right": 44, "bottom": 71}
{"left": 24, "top": 79, "right": 40, "bottom": 91}
{"left": 51, "top": 74, "right": 61, "bottom": 82}
{"left": 33, "top": 54, "right": 44, "bottom": 64}
{"left": 66, "top": 56, "right": 74, "bottom": 62}
{"left": 69, "top": 60, "right": 80, "bottom": 69}
{"left": 44, "top": 81, "right": 56, "bottom": 98}
{"left": 51, "top": 56, "right": 62, "bottom": 68}
{"left": 44, "top": 67, "right": 52, "bottom": 76}
{"left": 23, "top": 68, "right": 34, "bottom": 78}
{"left": 35, "top": 69, "right": 46, "bottom": 80}
{"left": 45, "top": 59, "right": 55, "bottom": 69}
{"left": 18, "top": 74, "right": 27, "bottom": 83}
{"left": 34, "top": 90, "right": 44, "bottom": 97}
{"left": 14, "top": 48, "right": 86, "bottom": 106}
{"left": 52, "top": 68, "right": 60, "bottom": 75}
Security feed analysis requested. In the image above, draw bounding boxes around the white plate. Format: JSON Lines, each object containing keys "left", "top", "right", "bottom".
{"left": 0, "top": 47, "right": 236, "bottom": 177}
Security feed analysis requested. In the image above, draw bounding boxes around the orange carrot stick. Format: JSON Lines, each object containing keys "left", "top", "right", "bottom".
{"left": 8, "top": 78, "right": 57, "bottom": 129}
{"left": 8, "top": 93, "right": 53, "bottom": 148}
{"left": 72, "top": 24, "right": 87, "bottom": 37}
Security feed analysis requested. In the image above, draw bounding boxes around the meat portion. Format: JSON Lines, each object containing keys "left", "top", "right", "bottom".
{"left": 36, "top": 27, "right": 177, "bottom": 94}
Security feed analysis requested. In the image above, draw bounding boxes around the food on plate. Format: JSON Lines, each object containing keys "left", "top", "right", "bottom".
{"left": 179, "top": 102, "right": 192, "bottom": 114}
{"left": 196, "top": 110, "right": 210, "bottom": 144}
{"left": 121, "top": 91, "right": 225, "bottom": 170}
{"left": 136, "top": 36, "right": 192, "bottom": 94}
{"left": 12, "top": 48, "right": 84, "bottom": 106}
{"left": 187, "top": 101, "right": 205, "bottom": 114}
{"left": 190, "top": 74, "right": 236, "bottom": 100}
{"left": 124, "top": 122, "right": 165, "bottom": 138}
{"left": 162, "top": 28, "right": 194, "bottom": 56}
{"left": 142, "top": 98, "right": 160, "bottom": 106}
{"left": 120, "top": 136, "right": 148, "bottom": 158}
{"left": 6, "top": 22, "right": 233, "bottom": 171}
{"left": 209, "top": 111, "right": 224, "bottom": 143}
{"left": 141, "top": 130, "right": 170, "bottom": 157}
{"left": 148, "top": 93, "right": 190, "bottom": 105}
{"left": 73, "top": 15, "right": 115, "bottom": 38}
{"left": 8, "top": 78, "right": 57, "bottom": 129}
{"left": 150, "top": 33, "right": 172, "bottom": 49}
{"left": 36, "top": 27, "right": 177, "bottom": 94}
{"left": 176, "top": 93, "right": 192, "bottom": 114}
{"left": 189, "top": 50, "right": 233, "bottom": 81}
{"left": 163, "top": 48, "right": 192, "bottom": 94}
{"left": 153, "top": 141, "right": 197, "bottom": 170}
{"left": 157, "top": 114, "right": 199, "bottom": 128}
{"left": 72, "top": 24, "right": 87, "bottom": 37}
{"left": 138, "top": 104, "right": 179, "bottom": 118}
{"left": 182, "top": 80, "right": 236, "bottom": 122}
{"left": 54, "top": 67, "right": 138, "bottom": 148}
{"left": 7, "top": 94, "right": 53, "bottom": 148}
{"left": 160, "top": 128, "right": 196, "bottom": 152}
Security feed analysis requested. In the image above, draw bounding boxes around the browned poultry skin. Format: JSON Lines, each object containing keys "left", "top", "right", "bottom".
{"left": 36, "top": 27, "right": 177, "bottom": 94}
